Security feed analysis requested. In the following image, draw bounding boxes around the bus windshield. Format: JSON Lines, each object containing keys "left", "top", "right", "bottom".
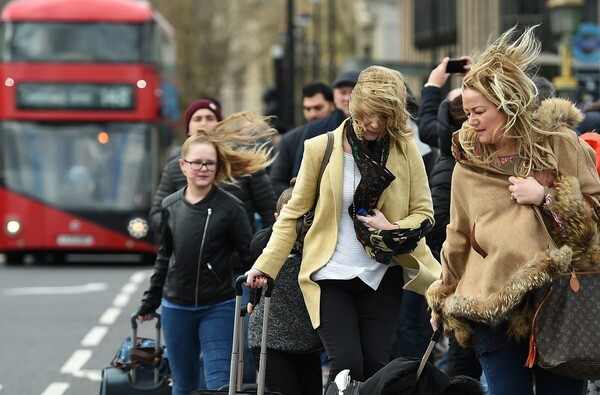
{"left": 1, "top": 122, "right": 154, "bottom": 211}
{"left": 5, "top": 22, "right": 145, "bottom": 62}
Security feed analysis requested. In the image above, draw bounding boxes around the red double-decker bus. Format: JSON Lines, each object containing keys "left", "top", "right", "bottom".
{"left": 0, "top": 0, "right": 179, "bottom": 264}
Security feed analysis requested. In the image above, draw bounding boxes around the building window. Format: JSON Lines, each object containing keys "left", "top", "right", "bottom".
{"left": 413, "top": 0, "right": 457, "bottom": 49}
{"left": 501, "top": 0, "right": 553, "bottom": 52}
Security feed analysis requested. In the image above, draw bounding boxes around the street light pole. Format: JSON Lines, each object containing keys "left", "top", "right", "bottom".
{"left": 547, "top": 0, "right": 583, "bottom": 99}
{"left": 286, "top": 0, "right": 296, "bottom": 127}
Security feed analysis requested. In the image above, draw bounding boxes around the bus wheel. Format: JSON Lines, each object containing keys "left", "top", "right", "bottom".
{"left": 5, "top": 252, "right": 25, "bottom": 266}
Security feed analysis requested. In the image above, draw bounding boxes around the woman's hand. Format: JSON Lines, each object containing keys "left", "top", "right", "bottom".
{"left": 508, "top": 176, "right": 545, "bottom": 205}
{"left": 247, "top": 303, "right": 255, "bottom": 314}
{"left": 137, "top": 314, "right": 154, "bottom": 322}
{"left": 245, "top": 268, "right": 269, "bottom": 289}
{"left": 356, "top": 208, "right": 399, "bottom": 230}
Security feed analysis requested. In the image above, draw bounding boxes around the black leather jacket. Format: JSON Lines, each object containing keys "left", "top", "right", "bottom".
{"left": 138, "top": 186, "right": 254, "bottom": 314}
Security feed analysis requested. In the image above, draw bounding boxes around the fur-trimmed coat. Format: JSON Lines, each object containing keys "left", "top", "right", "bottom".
{"left": 426, "top": 98, "right": 600, "bottom": 347}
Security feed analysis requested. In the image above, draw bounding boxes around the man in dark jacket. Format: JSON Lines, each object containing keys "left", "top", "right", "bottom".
{"left": 290, "top": 70, "right": 360, "bottom": 176}
{"left": 270, "top": 82, "right": 335, "bottom": 195}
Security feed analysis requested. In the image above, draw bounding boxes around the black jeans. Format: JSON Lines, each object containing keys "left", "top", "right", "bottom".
{"left": 317, "top": 266, "right": 404, "bottom": 383}
{"left": 391, "top": 290, "right": 431, "bottom": 360}
{"left": 252, "top": 348, "right": 322, "bottom": 395}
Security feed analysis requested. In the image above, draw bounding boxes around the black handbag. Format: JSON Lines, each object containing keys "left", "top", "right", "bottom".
{"left": 294, "top": 132, "right": 333, "bottom": 251}
{"left": 526, "top": 269, "right": 600, "bottom": 380}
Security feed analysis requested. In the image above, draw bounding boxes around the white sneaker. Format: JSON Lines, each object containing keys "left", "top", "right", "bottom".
{"left": 333, "top": 369, "right": 351, "bottom": 395}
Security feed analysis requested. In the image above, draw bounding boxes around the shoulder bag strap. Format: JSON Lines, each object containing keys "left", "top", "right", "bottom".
{"left": 312, "top": 131, "right": 334, "bottom": 207}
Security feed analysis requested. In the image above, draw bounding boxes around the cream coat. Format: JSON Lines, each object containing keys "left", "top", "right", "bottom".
{"left": 253, "top": 119, "right": 441, "bottom": 328}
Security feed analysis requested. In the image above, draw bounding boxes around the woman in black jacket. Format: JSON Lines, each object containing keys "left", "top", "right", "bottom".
{"left": 137, "top": 122, "right": 274, "bottom": 395}
{"left": 150, "top": 107, "right": 277, "bottom": 235}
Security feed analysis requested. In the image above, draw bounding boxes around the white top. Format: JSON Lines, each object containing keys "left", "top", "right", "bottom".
{"left": 311, "top": 152, "right": 388, "bottom": 290}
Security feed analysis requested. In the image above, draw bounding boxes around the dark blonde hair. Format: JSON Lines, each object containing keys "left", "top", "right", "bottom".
{"left": 349, "top": 65, "right": 412, "bottom": 144}
{"left": 181, "top": 111, "right": 275, "bottom": 185}
{"left": 460, "top": 25, "right": 566, "bottom": 175}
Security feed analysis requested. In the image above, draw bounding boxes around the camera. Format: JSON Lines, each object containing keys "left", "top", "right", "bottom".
{"left": 446, "top": 59, "right": 467, "bottom": 74}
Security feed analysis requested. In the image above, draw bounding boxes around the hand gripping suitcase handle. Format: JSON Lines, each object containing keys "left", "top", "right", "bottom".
{"left": 231, "top": 275, "right": 274, "bottom": 395}
{"left": 131, "top": 312, "right": 161, "bottom": 330}
{"left": 235, "top": 274, "right": 274, "bottom": 297}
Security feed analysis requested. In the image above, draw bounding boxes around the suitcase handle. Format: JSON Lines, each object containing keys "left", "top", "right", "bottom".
{"left": 130, "top": 312, "right": 161, "bottom": 330}
{"left": 235, "top": 274, "right": 274, "bottom": 297}
{"left": 232, "top": 275, "right": 274, "bottom": 395}
{"left": 129, "top": 312, "right": 162, "bottom": 385}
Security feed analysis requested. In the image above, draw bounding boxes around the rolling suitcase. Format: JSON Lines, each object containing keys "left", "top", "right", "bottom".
{"left": 99, "top": 312, "right": 171, "bottom": 395}
{"left": 190, "top": 275, "right": 281, "bottom": 395}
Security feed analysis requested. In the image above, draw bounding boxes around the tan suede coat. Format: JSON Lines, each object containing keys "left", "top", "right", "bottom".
{"left": 253, "top": 119, "right": 442, "bottom": 329}
{"left": 426, "top": 98, "right": 600, "bottom": 346}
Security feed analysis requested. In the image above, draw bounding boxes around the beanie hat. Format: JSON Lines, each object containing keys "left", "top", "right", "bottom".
{"left": 184, "top": 99, "right": 223, "bottom": 129}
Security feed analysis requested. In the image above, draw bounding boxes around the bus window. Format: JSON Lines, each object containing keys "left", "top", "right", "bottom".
{"left": 2, "top": 121, "right": 153, "bottom": 210}
{"left": 7, "top": 22, "right": 145, "bottom": 63}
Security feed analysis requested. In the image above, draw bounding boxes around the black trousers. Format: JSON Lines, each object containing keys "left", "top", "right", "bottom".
{"left": 317, "top": 266, "right": 404, "bottom": 383}
{"left": 445, "top": 336, "right": 482, "bottom": 380}
{"left": 252, "top": 348, "right": 322, "bottom": 395}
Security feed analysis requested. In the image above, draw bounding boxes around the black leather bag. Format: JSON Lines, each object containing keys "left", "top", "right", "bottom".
{"left": 294, "top": 132, "right": 333, "bottom": 251}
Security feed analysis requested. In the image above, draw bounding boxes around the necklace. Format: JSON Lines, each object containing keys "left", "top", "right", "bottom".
{"left": 352, "top": 162, "right": 356, "bottom": 217}
{"left": 497, "top": 154, "right": 517, "bottom": 166}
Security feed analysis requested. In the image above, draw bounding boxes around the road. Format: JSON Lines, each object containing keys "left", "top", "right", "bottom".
{"left": 0, "top": 257, "right": 158, "bottom": 395}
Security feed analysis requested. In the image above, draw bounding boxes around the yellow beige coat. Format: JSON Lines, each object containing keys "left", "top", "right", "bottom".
{"left": 252, "top": 119, "right": 442, "bottom": 329}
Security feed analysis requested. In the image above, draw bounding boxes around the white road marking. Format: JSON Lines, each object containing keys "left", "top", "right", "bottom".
{"left": 81, "top": 326, "right": 108, "bottom": 347}
{"left": 121, "top": 282, "right": 138, "bottom": 294}
{"left": 130, "top": 270, "right": 151, "bottom": 284}
{"left": 49, "top": 270, "right": 152, "bottom": 390}
{"left": 61, "top": 350, "right": 92, "bottom": 374}
{"left": 112, "top": 293, "right": 130, "bottom": 307}
{"left": 99, "top": 307, "right": 121, "bottom": 325}
{"left": 3, "top": 283, "right": 107, "bottom": 296}
{"left": 40, "top": 383, "right": 69, "bottom": 395}
{"left": 71, "top": 369, "right": 102, "bottom": 381}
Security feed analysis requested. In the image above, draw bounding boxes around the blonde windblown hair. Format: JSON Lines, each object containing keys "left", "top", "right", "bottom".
{"left": 349, "top": 65, "right": 412, "bottom": 144}
{"left": 181, "top": 111, "right": 275, "bottom": 185}
{"left": 460, "top": 25, "right": 569, "bottom": 176}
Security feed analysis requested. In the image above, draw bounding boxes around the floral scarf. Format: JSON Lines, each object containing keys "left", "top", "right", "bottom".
{"left": 346, "top": 121, "right": 432, "bottom": 264}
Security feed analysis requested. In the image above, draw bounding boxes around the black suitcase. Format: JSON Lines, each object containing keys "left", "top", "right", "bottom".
{"left": 190, "top": 275, "right": 280, "bottom": 395}
{"left": 99, "top": 312, "right": 171, "bottom": 395}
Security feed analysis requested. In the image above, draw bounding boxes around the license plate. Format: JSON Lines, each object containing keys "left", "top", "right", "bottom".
{"left": 56, "top": 234, "right": 94, "bottom": 246}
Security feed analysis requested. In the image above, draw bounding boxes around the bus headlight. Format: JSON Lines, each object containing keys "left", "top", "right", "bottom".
{"left": 5, "top": 219, "right": 21, "bottom": 236}
{"left": 127, "top": 218, "right": 149, "bottom": 239}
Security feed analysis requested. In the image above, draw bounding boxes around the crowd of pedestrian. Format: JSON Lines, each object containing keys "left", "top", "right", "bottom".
{"left": 135, "top": 23, "right": 600, "bottom": 395}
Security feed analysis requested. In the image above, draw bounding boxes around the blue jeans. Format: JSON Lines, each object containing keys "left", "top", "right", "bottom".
{"left": 479, "top": 338, "right": 585, "bottom": 395}
{"left": 162, "top": 299, "right": 235, "bottom": 394}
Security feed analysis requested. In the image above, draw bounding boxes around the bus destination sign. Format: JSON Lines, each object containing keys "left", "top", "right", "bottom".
{"left": 16, "top": 83, "right": 135, "bottom": 110}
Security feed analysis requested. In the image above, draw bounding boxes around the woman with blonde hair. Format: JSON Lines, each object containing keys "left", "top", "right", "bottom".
{"left": 426, "top": 26, "right": 600, "bottom": 394}
{"left": 245, "top": 65, "right": 441, "bottom": 387}
{"left": 136, "top": 117, "right": 274, "bottom": 395}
